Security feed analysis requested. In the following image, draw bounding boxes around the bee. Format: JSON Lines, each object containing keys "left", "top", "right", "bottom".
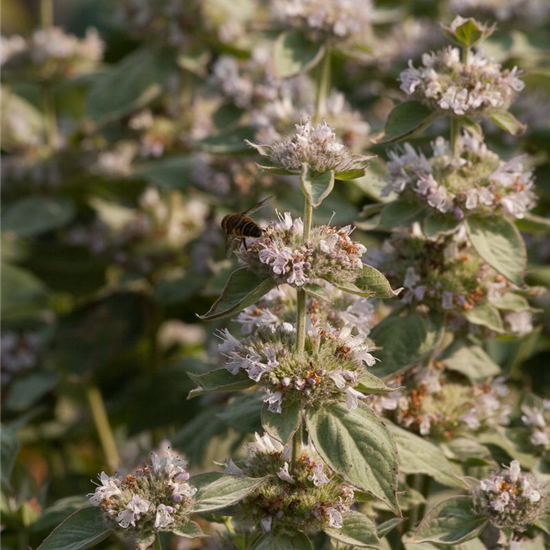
{"left": 221, "top": 196, "right": 273, "bottom": 258}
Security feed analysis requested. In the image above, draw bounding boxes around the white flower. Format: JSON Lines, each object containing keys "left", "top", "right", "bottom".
{"left": 217, "top": 328, "right": 242, "bottom": 354}
{"left": 277, "top": 462, "right": 296, "bottom": 484}
{"left": 490, "top": 491, "right": 510, "bottom": 511}
{"left": 88, "top": 472, "right": 121, "bottom": 506}
{"left": 117, "top": 495, "right": 151, "bottom": 528}
{"left": 481, "top": 475, "right": 503, "bottom": 493}
{"left": 419, "top": 415, "right": 431, "bottom": 435}
{"left": 326, "top": 506, "right": 343, "bottom": 528}
{"left": 223, "top": 459, "right": 244, "bottom": 476}
{"left": 522, "top": 478, "right": 541, "bottom": 503}
{"left": 263, "top": 390, "right": 284, "bottom": 414}
{"left": 404, "top": 267, "right": 421, "bottom": 289}
{"left": 308, "top": 463, "right": 330, "bottom": 486}
{"left": 154, "top": 504, "right": 175, "bottom": 529}
{"left": 441, "top": 291, "right": 454, "bottom": 310}
{"left": 461, "top": 408, "right": 482, "bottom": 430}
{"left": 530, "top": 430, "right": 549, "bottom": 447}
{"left": 508, "top": 460, "right": 521, "bottom": 483}
{"left": 261, "top": 515, "right": 273, "bottom": 532}
{"left": 506, "top": 311, "right": 533, "bottom": 335}
{"left": 247, "top": 433, "right": 285, "bottom": 456}
{"left": 346, "top": 387, "right": 365, "bottom": 411}
{"left": 521, "top": 406, "right": 546, "bottom": 428}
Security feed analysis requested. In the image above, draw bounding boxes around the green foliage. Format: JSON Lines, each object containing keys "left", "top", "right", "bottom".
{"left": 379, "top": 102, "right": 440, "bottom": 144}
{"left": 273, "top": 30, "right": 325, "bottom": 78}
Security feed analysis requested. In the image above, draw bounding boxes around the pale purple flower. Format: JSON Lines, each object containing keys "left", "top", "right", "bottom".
{"left": 277, "top": 462, "right": 296, "bottom": 484}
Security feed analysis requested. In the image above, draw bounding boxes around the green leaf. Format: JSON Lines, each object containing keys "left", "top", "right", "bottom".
{"left": 31, "top": 497, "right": 90, "bottom": 533}
{"left": 410, "top": 496, "right": 488, "bottom": 545}
{"left": 2, "top": 196, "right": 75, "bottom": 237}
{"left": 197, "top": 125, "right": 256, "bottom": 154}
{"left": 377, "top": 517, "right": 405, "bottom": 538}
{"left": 198, "top": 268, "right": 277, "bottom": 321}
{"left": 191, "top": 472, "right": 268, "bottom": 513}
{"left": 335, "top": 169, "right": 367, "bottom": 180}
{"left": 369, "top": 312, "right": 445, "bottom": 377}
{"left": 441, "top": 338, "right": 501, "bottom": 382}
{"left": 466, "top": 214, "right": 526, "bottom": 286}
{"left": 387, "top": 424, "right": 462, "bottom": 488}
{"left": 217, "top": 394, "right": 263, "bottom": 433}
{"left": 324, "top": 511, "right": 381, "bottom": 548}
{"left": 445, "top": 437, "right": 495, "bottom": 467}
{"left": 1, "top": 263, "right": 48, "bottom": 318}
{"left": 306, "top": 403, "right": 400, "bottom": 514}
{"left": 36, "top": 507, "right": 111, "bottom": 550}
{"left": 251, "top": 532, "right": 313, "bottom": 550}
{"left": 139, "top": 156, "right": 194, "bottom": 189}
{"left": 445, "top": 19, "right": 485, "bottom": 47}
{"left": 460, "top": 117, "right": 484, "bottom": 140}
{"left": 491, "top": 292, "right": 531, "bottom": 312}
{"left": 356, "top": 371, "right": 398, "bottom": 395}
{"left": 273, "top": 30, "right": 325, "bottom": 78}
{"left": 303, "top": 283, "right": 332, "bottom": 303}
{"left": 87, "top": 47, "right": 175, "bottom": 122}
{"left": 379, "top": 102, "right": 439, "bottom": 144}
{"left": 300, "top": 164, "right": 335, "bottom": 208}
{"left": 1, "top": 426, "right": 20, "bottom": 485}
{"left": 172, "top": 521, "right": 206, "bottom": 538}
{"left": 379, "top": 200, "right": 425, "bottom": 228}
{"left": 5, "top": 371, "right": 58, "bottom": 411}
{"left": 326, "top": 264, "right": 400, "bottom": 299}
{"left": 515, "top": 213, "right": 550, "bottom": 234}
{"left": 187, "top": 369, "right": 255, "bottom": 399}
{"left": 463, "top": 303, "right": 504, "bottom": 332}
{"left": 262, "top": 401, "right": 302, "bottom": 444}
{"left": 256, "top": 163, "right": 295, "bottom": 176}
{"left": 423, "top": 213, "right": 460, "bottom": 239}
{"left": 489, "top": 111, "right": 526, "bottom": 136}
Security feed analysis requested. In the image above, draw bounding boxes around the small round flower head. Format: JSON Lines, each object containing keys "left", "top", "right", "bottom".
{"left": 1, "top": 27, "right": 104, "bottom": 81}
{"left": 399, "top": 46, "right": 524, "bottom": 119}
{"left": 471, "top": 460, "right": 549, "bottom": 532}
{"left": 88, "top": 449, "right": 196, "bottom": 544}
{"left": 236, "top": 285, "right": 375, "bottom": 336}
{"left": 238, "top": 211, "right": 367, "bottom": 288}
{"left": 521, "top": 400, "right": 550, "bottom": 456}
{"left": 271, "top": 0, "right": 373, "bottom": 42}
{"left": 230, "top": 433, "right": 354, "bottom": 534}
{"left": 383, "top": 134, "right": 537, "bottom": 219}
{"left": 248, "top": 117, "right": 372, "bottom": 174}
{"left": 369, "top": 368, "right": 511, "bottom": 439}
{"left": 217, "top": 323, "right": 377, "bottom": 414}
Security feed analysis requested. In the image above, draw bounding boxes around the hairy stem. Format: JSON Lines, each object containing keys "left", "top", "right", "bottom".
{"left": 41, "top": 0, "right": 54, "bottom": 29}
{"left": 154, "top": 533, "right": 163, "bottom": 550}
{"left": 314, "top": 48, "right": 332, "bottom": 124}
{"left": 450, "top": 117, "right": 461, "bottom": 158}
{"left": 86, "top": 385, "right": 120, "bottom": 472}
{"left": 291, "top": 424, "right": 302, "bottom": 469}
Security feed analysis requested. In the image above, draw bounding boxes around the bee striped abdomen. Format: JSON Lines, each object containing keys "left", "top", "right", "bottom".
{"left": 222, "top": 215, "right": 262, "bottom": 238}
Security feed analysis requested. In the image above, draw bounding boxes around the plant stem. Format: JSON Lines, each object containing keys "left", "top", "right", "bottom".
{"left": 43, "top": 83, "right": 58, "bottom": 151}
{"left": 450, "top": 117, "right": 461, "bottom": 158}
{"left": 154, "top": 533, "right": 163, "bottom": 550}
{"left": 291, "top": 424, "right": 302, "bottom": 468}
{"left": 314, "top": 48, "right": 331, "bottom": 124}
{"left": 86, "top": 385, "right": 120, "bottom": 472}
{"left": 41, "top": 0, "right": 54, "bottom": 29}
{"left": 463, "top": 46, "right": 470, "bottom": 66}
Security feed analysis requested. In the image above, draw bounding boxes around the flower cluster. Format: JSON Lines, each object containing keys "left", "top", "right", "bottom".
{"left": 88, "top": 450, "right": 196, "bottom": 544}
{"left": 271, "top": 0, "right": 373, "bottom": 42}
{"left": 369, "top": 232, "right": 516, "bottom": 321}
{"left": 521, "top": 401, "right": 550, "bottom": 455}
{"left": 382, "top": 134, "right": 536, "bottom": 219}
{"left": 249, "top": 118, "right": 372, "bottom": 174}
{"left": 370, "top": 368, "right": 510, "bottom": 438}
{"left": 1, "top": 331, "right": 43, "bottom": 385}
{"left": 471, "top": 460, "right": 548, "bottom": 532}
{"left": 236, "top": 285, "right": 376, "bottom": 336}
{"left": 238, "top": 211, "right": 366, "bottom": 288}
{"left": 399, "top": 46, "right": 524, "bottom": 118}
{"left": 1, "top": 27, "right": 103, "bottom": 81}
{"left": 228, "top": 433, "right": 354, "bottom": 533}
{"left": 218, "top": 323, "right": 377, "bottom": 414}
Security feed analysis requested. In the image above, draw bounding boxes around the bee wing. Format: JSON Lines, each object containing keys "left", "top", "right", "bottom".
{"left": 225, "top": 234, "right": 239, "bottom": 259}
{"left": 240, "top": 195, "right": 274, "bottom": 217}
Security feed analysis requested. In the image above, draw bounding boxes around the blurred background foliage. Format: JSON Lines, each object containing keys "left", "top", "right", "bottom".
{"left": 1, "top": 0, "right": 549, "bottom": 549}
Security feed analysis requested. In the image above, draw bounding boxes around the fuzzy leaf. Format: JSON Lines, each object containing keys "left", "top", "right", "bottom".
{"left": 1, "top": 263, "right": 49, "bottom": 318}
{"left": 326, "top": 264, "right": 400, "bottom": 299}
{"left": 380, "top": 200, "right": 425, "bottom": 228}
{"left": 466, "top": 214, "right": 526, "bottom": 286}
{"left": 187, "top": 369, "right": 255, "bottom": 399}
{"left": 515, "top": 213, "right": 550, "bottom": 234}
{"left": 423, "top": 213, "right": 460, "bottom": 239}
{"left": 140, "top": 156, "right": 194, "bottom": 190}
{"left": 491, "top": 292, "right": 531, "bottom": 312}
{"left": 388, "top": 424, "right": 462, "bottom": 488}
{"left": 463, "top": 303, "right": 504, "bottom": 332}
{"left": 300, "top": 164, "right": 335, "bottom": 208}
{"left": 262, "top": 401, "right": 302, "bottom": 445}
{"left": 369, "top": 312, "right": 445, "bottom": 378}
{"left": 172, "top": 521, "right": 207, "bottom": 539}
{"left": 461, "top": 117, "right": 484, "bottom": 140}
{"left": 36, "top": 507, "right": 111, "bottom": 550}
{"left": 356, "top": 371, "right": 399, "bottom": 395}
{"left": 303, "top": 283, "right": 332, "bottom": 303}
{"left": 87, "top": 47, "right": 175, "bottom": 122}
{"left": 306, "top": 403, "right": 400, "bottom": 514}
{"left": 441, "top": 338, "right": 501, "bottom": 382}
{"left": 379, "top": 102, "right": 439, "bottom": 144}
{"left": 1, "top": 426, "right": 20, "bottom": 485}
{"left": 2, "top": 196, "right": 76, "bottom": 237}
{"left": 191, "top": 473, "right": 268, "bottom": 513}
{"left": 445, "top": 437, "right": 495, "bottom": 466}
{"left": 197, "top": 126, "right": 256, "bottom": 154}
{"left": 489, "top": 111, "right": 526, "bottom": 136}
{"left": 335, "top": 168, "right": 367, "bottom": 180}
{"left": 251, "top": 532, "right": 313, "bottom": 550}
{"left": 198, "top": 268, "right": 277, "bottom": 321}
{"left": 377, "top": 517, "right": 406, "bottom": 538}
{"left": 217, "top": 394, "right": 263, "bottom": 433}
{"left": 273, "top": 30, "right": 325, "bottom": 78}
{"left": 410, "top": 496, "right": 488, "bottom": 545}
{"left": 324, "top": 511, "right": 381, "bottom": 548}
